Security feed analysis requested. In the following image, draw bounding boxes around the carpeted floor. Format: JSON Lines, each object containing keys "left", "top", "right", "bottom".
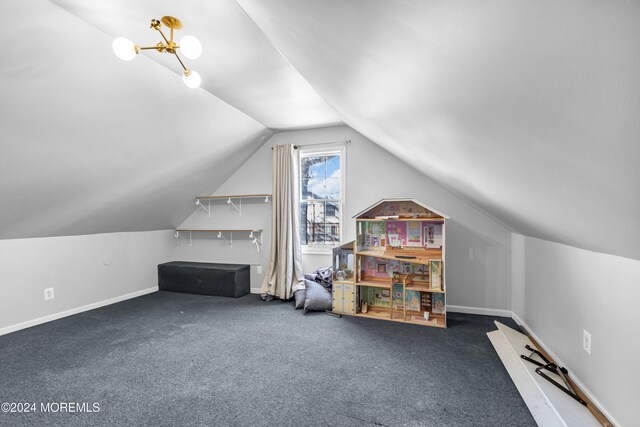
{"left": 0, "top": 291, "right": 535, "bottom": 426}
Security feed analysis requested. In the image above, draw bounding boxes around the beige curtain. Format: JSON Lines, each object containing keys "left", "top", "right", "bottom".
{"left": 260, "top": 144, "right": 304, "bottom": 300}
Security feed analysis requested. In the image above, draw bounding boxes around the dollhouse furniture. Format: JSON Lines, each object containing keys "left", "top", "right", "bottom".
{"left": 332, "top": 199, "right": 448, "bottom": 328}
{"left": 332, "top": 242, "right": 356, "bottom": 314}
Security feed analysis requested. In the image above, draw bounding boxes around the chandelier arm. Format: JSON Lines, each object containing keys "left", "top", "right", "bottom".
{"left": 173, "top": 51, "right": 188, "bottom": 72}
{"left": 157, "top": 28, "right": 171, "bottom": 45}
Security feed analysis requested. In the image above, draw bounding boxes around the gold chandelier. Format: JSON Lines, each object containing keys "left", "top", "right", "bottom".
{"left": 112, "top": 16, "right": 202, "bottom": 88}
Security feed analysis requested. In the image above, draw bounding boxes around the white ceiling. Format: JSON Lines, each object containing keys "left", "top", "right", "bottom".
{"left": 50, "top": 0, "right": 342, "bottom": 130}
{"left": 3, "top": 0, "right": 638, "bottom": 261}
{"left": 0, "top": 0, "right": 271, "bottom": 239}
{"left": 237, "top": 0, "right": 640, "bottom": 261}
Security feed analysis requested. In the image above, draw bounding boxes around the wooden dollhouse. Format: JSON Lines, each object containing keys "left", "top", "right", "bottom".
{"left": 332, "top": 199, "right": 448, "bottom": 328}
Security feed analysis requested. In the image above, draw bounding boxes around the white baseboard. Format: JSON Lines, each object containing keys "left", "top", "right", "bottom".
{"left": 250, "top": 287, "right": 262, "bottom": 294}
{"left": 0, "top": 286, "right": 158, "bottom": 337}
{"left": 510, "top": 312, "right": 620, "bottom": 427}
{"left": 510, "top": 311, "right": 523, "bottom": 326}
{"left": 447, "top": 304, "right": 512, "bottom": 318}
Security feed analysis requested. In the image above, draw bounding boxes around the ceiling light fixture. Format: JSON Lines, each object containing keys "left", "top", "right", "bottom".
{"left": 112, "top": 16, "right": 202, "bottom": 89}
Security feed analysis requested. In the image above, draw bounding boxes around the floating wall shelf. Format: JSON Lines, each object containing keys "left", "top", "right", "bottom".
{"left": 175, "top": 229, "right": 263, "bottom": 233}
{"left": 195, "top": 194, "right": 272, "bottom": 216}
{"left": 174, "top": 229, "right": 263, "bottom": 252}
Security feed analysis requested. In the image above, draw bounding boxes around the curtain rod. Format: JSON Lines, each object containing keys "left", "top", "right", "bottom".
{"left": 271, "top": 139, "right": 351, "bottom": 150}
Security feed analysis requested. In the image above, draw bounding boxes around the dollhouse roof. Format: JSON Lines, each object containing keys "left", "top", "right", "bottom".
{"left": 353, "top": 199, "right": 449, "bottom": 220}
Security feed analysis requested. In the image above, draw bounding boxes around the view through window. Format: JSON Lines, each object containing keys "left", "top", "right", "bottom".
{"left": 300, "top": 150, "right": 343, "bottom": 247}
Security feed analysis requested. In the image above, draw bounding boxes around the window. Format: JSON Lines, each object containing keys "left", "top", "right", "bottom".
{"left": 300, "top": 147, "right": 344, "bottom": 251}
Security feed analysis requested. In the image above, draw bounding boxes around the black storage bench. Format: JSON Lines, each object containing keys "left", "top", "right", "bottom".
{"left": 158, "top": 261, "right": 250, "bottom": 298}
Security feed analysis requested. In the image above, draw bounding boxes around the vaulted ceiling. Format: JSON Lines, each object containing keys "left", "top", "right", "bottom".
{"left": 50, "top": 0, "right": 342, "bottom": 130}
{"left": 2, "top": 0, "right": 639, "bottom": 261}
{"left": 236, "top": 0, "right": 640, "bottom": 261}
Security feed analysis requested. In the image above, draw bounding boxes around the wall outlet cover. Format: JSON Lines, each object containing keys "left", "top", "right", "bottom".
{"left": 44, "top": 287, "right": 55, "bottom": 301}
{"left": 256, "top": 265, "right": 262, "bottom": 274}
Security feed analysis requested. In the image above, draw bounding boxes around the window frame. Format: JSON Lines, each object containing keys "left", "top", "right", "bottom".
{"left": 299, "top": 145, "right": 346, "bottom": 255}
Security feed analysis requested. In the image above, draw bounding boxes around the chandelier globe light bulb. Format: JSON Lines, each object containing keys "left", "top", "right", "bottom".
{"left": 180, "top": 35, "right": 202, "bottom": 59}
{"left": 183, "top": 70, "right": 201, "bottom": 88}
{"left": 112, "top": 37, "right": 136, "bottom": 61}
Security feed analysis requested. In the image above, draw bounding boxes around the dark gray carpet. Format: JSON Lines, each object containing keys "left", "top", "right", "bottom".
{"left": 0, "top": 292, "right": 534, "bottom": 426}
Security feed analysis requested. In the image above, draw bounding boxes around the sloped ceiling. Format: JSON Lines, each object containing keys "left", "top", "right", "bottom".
{"left": 237, "top": 0, "right": 640, "bottom": 260}
{"left": 0, "top": 0, "right": 272, "bottom": 239}
{"left": 50, "top": 0, "right": 342, "bottom": 130}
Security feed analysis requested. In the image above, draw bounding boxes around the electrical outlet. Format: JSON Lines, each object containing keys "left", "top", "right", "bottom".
{"left": 583, "top": 329, "right": 591, "bottom": 354}
{"left": 256, "top": 265, "right": 262, "bottom": 275}
{"left": 44, "top": 287, "right": 55, "bottom": 301}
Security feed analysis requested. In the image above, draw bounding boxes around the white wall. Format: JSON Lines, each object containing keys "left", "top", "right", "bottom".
{"left": 178, "top": 125, "right": 513, "bottom": 311}
{"left": 0, "top": 230, "right": 175, "bottom": 333}
{"left": 511, "top": 233, "right": 639, "bottom": 427}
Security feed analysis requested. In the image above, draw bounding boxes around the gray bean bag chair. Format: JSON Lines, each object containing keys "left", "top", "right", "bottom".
{"left": 303, "top": 279, "right": 332, "bottom": 311}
